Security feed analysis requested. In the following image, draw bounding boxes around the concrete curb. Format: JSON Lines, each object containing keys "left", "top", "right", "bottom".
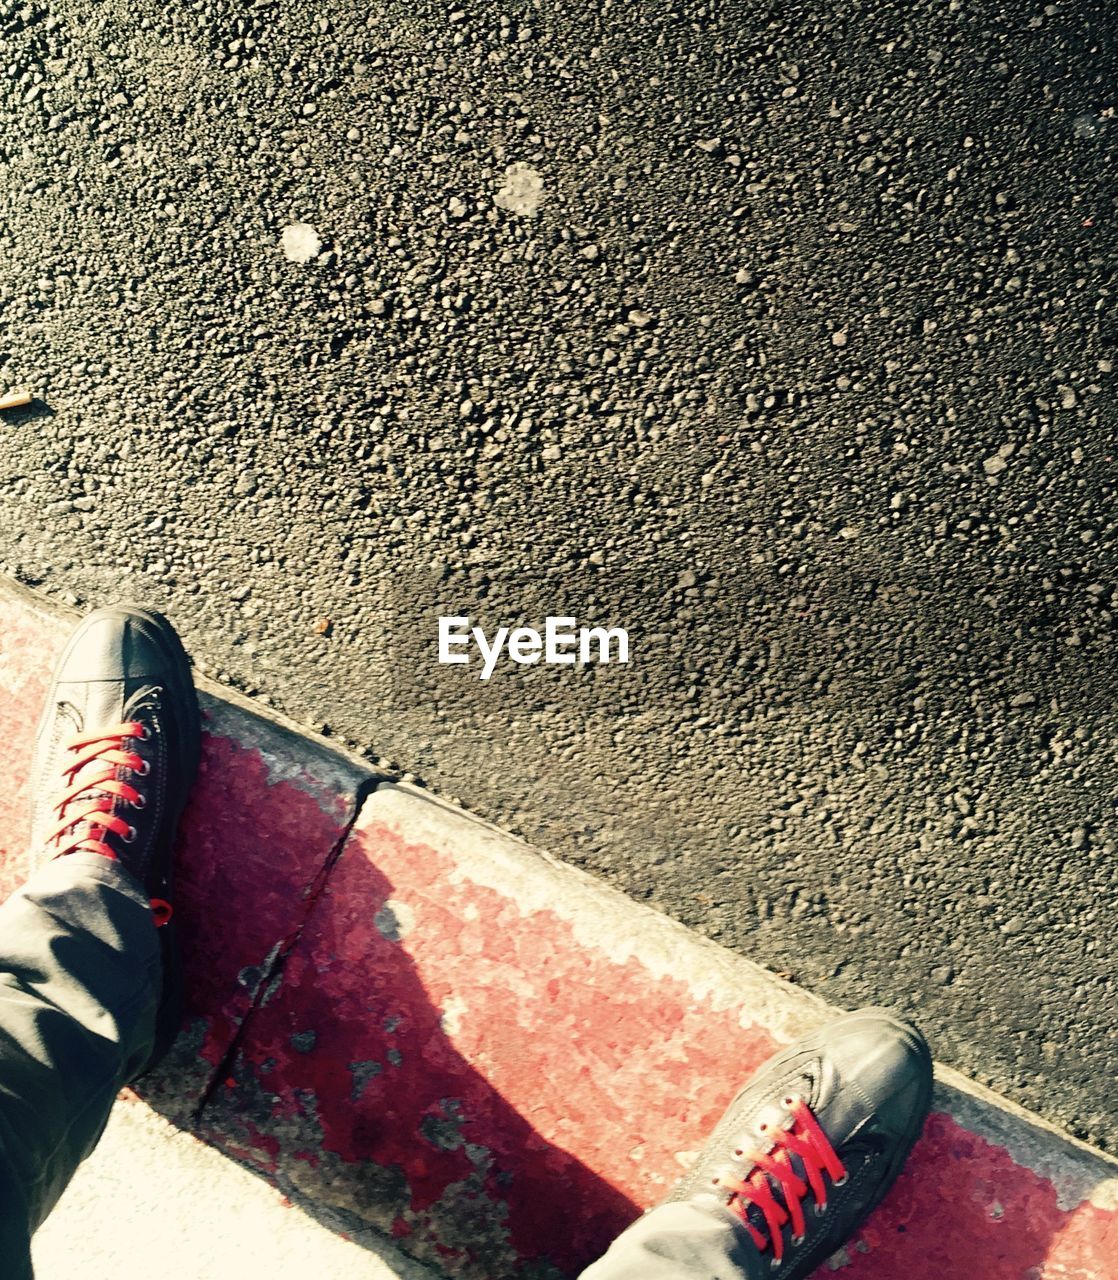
{"left": 2, "top": 579, "right": 1116, "bottom": 1279}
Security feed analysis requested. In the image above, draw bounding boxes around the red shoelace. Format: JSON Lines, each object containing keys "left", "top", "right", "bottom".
{"left": 45, "top": 719, "right": 173, "bottom": 927}
{"left": 712, "top": 1095, "right": 847, "bottom": 1263}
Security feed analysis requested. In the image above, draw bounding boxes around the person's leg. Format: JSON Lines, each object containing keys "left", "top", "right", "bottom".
{"left": 0, "top": 854, "right": 162, "bottom": 1276}
{"left": 581, "top": 1202, "right": 761, "bottom": 1279}
{"left": 0, "top": 604, "right": 200, "bottom": 1274}
{"left": 580, "top": 1009, "right": 933, "bottom": 1280}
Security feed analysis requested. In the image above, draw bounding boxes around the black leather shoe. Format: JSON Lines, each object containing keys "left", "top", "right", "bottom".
{"left": 29, "top": 603, "right": 201, "bottom": 1074}
{"left": 668, "top": 1008, "right": 933, "bottom": 1279}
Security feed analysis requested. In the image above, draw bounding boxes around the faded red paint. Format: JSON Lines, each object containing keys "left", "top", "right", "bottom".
{"left": 839, "top": 1113, "right": 1117, "bottom": 1278}
{"left": 211, "top": 816, "right": 768, "bottom": 1272}
{"left": 140, "top": 723, "right": 370, "bottom": 1126}
{"left": 173, "top": 727, "right": 357, "bottom": 1067}
{"left": 208, "top": 812, "right": 1118, "bottom": 1279}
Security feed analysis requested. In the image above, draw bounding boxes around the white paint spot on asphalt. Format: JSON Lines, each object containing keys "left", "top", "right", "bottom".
{"left": 494, "top": 163, "right": 544, "bottom": 216}
{"left": 281, "top": 222, "right": 323, "bottom": 263}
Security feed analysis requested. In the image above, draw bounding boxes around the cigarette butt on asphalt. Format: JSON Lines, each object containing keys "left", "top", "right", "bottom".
{"left": 0, "top": 391, "right": 33, "bottom": 411}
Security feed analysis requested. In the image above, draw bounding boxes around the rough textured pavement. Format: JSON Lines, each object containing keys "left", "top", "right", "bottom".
{"left": 0, "top": 0, "right": 1115, "bottom": 1155}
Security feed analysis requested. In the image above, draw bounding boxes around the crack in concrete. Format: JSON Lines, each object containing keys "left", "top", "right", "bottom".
{"left": 192, "top": 773, "right": 388, "bottom": 1125}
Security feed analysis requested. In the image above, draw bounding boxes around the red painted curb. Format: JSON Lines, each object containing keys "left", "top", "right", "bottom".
{"left": 142, "top": 692, "right": 373, "bottom": 1122}
{"left": 205, "top": 786, "right": 1118, "bottom": 1280}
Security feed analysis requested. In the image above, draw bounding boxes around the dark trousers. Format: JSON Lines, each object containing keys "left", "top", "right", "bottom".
{"left": 0, "top": 856, "right": 751, "bottom": 1279}
{"left": 0, "top": 854, "right": 159, "bottom": 1280}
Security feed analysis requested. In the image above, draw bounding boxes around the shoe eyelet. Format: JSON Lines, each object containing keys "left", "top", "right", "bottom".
{"left": 833, "top": 1174, "right": 848, "bottom": 1188}
{"left": 123, "top": 826, "right": 137, "bottom": 844}
{"left": 131, "top": 794, "right": 147, "bottom": 811}
{"left": 758, "top": 1123, "right": 768, "bottom": 1133}
{"left": 138, "top": 725, "right": 152, "bottom": 741}
{"left": 770, "top": 1258, "right": 782, "bottom": 1271}
{"left": 792, "top": 1234, "right": 805, "bottom": 1246}
{"left": 134, "top": 759, "right": 151, "bottom": 777}
{"left": 814, "top": 1202, "right": 828, "bottom": 1217}
{"left": 782, "top": 1095, "right": 798, "bottom": 1108}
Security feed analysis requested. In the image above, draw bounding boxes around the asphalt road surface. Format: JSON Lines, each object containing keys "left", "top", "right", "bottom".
{"left": 1, "top": 0, "right": 1116, "bottom": 1148}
